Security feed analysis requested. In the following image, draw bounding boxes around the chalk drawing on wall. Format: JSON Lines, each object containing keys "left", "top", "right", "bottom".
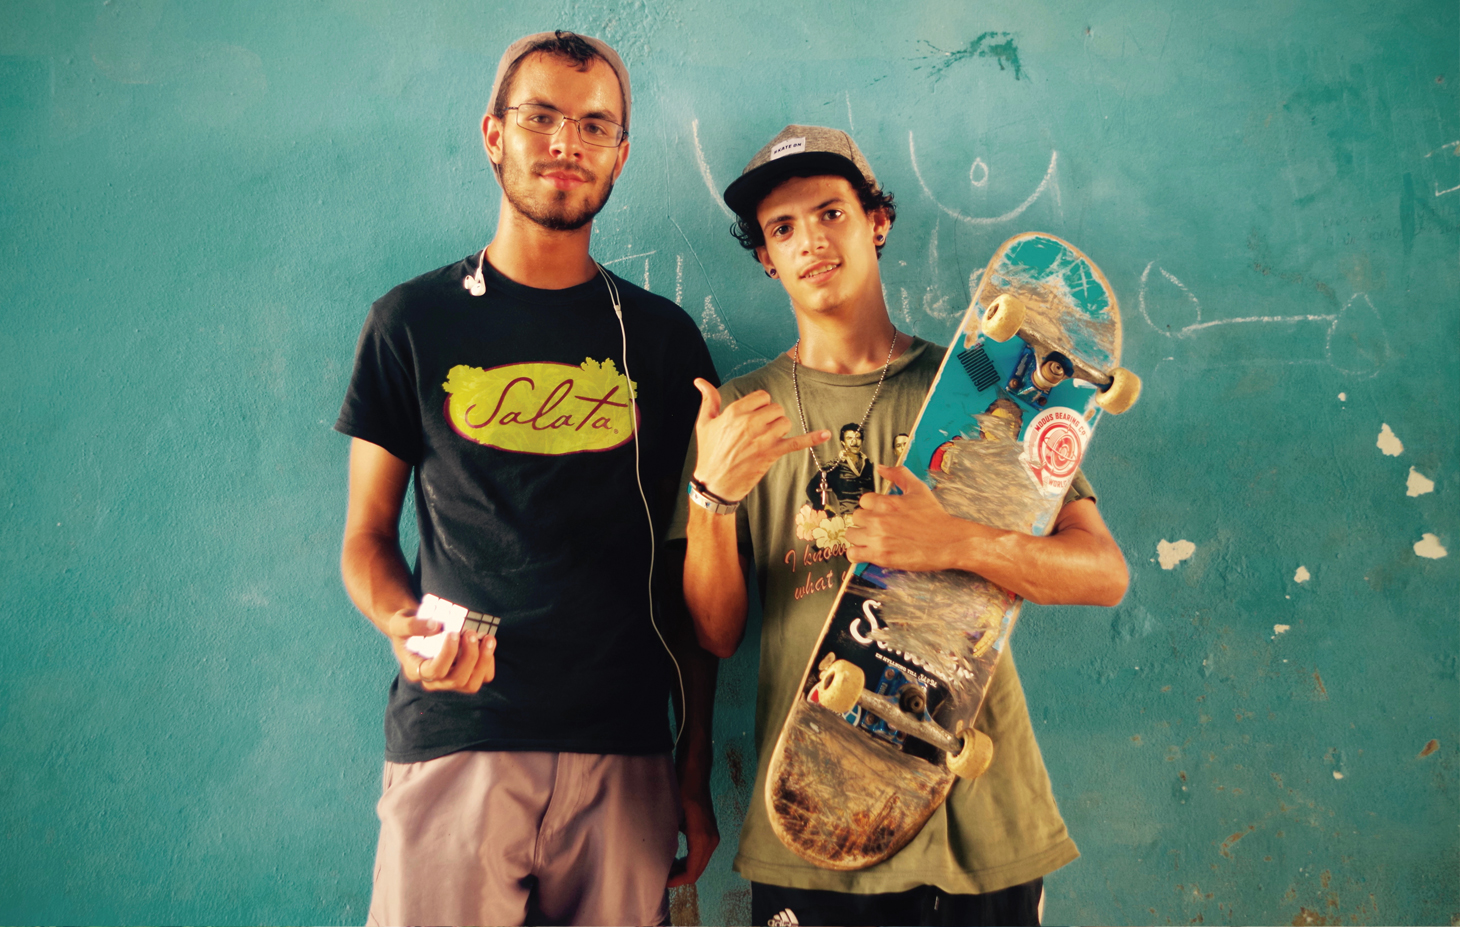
{"left": 1423, "top": 141, "right": 1460, "bottom": 197}
{"left": 670, "top": 218, "right": 746, "bottom": 353}
{"left": 701, "top": 297, "right": 737, "bottom": 348}
{"left": 1414, "top": 534, "right": 1448, "bottom": 559}
{"left": 1406, "top": 468, "right": 1435, "bottom": 497}
{"left": 1376, "top": 423, "right": 1404, "bottom": 456}
{"left": 1156, "top": 539, "right": 1196, "bottom": 570}
{"left": 602, "top": 250, "right": 656, "bottom": 290}
{"left": 908, "top": 133, "right": 1059, "bottom": 226}
{"left": 1137, "top": 265, "right": 1390, "bottom": 377}
{"left": 692, "top": 119, "right": 735, "bottom": 220}
{"left": 90, "top": 4, "right": 267, "bottom": 127}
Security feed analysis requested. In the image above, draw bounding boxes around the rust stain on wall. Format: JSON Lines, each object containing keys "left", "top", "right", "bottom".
{"left": 1418, "top": 738, "right": 1439, "bottom": 758}
{"left": 1219, "top": 823, "right": 1257, "bottom": 858}
{"left": 1312, "top": 671, "right": 1328, "bottom": 699}
{"left": 723, "top": 744, "right": 747, "bottom": 790}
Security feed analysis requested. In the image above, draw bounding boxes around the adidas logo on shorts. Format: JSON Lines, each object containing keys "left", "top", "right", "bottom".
{"left": 767, "top": 908, "right": 799, "bottom": 926}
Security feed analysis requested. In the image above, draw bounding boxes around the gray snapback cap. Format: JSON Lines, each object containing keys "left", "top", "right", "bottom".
{"left": 487, "top": 31, "right": 632, "bottom": 130}
{"left": 723, "top": 124, "right": 878, "bottom": 219}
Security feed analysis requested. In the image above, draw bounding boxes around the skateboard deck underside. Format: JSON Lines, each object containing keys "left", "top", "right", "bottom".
{"left": 767, "top": 233, "right": 1121, "bottom": 870}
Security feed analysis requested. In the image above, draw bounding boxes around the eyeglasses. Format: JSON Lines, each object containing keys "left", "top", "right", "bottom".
{"left": 505, "top": 103, "right": 626, "bottom": 148}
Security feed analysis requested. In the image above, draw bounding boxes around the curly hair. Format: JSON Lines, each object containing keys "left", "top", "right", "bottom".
{"left": 730, "top": 175, "right": 896, "bottom": 261}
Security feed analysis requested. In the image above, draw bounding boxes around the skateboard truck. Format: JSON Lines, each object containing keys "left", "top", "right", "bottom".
{"left": 811, "top": 658, "right": 994, "bottom": 780}
{"left": 977, "top": 293, "right": 1142, "bottom": 415}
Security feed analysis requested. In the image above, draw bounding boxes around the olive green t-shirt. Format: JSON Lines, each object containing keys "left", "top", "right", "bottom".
{"left": 673, "top": 338, "right": 1085, "bottom": 894}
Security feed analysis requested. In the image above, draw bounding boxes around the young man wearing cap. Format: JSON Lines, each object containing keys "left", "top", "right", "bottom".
{"left": 337, "top": 31, "right": 719, "bottom": 926}
{"left": 676, "top": 125, "right": 1128, "bottom": 925}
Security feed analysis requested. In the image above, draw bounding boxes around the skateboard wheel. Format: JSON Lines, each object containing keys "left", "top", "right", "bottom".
{"left": 1095, "top": 366, "right": 1141, "bottom": 414}
{"left": 947, "top": 728, "right": 994, "bottom": 780}
{"left": 981, "top": 294, "right": 1027, "bottom": 343}
{"left": 813, "top": 660, "right": 865, "bottom": 715}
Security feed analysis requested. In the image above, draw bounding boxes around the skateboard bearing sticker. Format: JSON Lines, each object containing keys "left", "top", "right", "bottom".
{"left": 1020, "top": 406, "right": 1090, "bottom": 496}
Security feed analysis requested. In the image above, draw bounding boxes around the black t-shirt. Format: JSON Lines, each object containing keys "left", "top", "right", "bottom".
{"left": 336, "top": 256, "right": 716, "bottom": 762}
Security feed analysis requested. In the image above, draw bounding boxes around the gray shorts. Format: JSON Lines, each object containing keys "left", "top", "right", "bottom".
{"left": 367, "top": 750, "right": 680, "bottom": 927}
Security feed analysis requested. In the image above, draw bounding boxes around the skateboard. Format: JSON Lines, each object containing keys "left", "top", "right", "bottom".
{"left": 764, "top": 232, "right": 1139, "bottom": 870}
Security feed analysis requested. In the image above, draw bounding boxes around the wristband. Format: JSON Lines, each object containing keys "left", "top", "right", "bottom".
{"left": 687, "top": 477, "right": 740, "bottom": 515}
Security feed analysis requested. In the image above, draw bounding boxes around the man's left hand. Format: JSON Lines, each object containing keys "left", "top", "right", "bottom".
{"left": 667, "top": 781, "right": 719, "bottom": 888}
{"left": 846, "top": 464, "right": 978, "bottom": 572}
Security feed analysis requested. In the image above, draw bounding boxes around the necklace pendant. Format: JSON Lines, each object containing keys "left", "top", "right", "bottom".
{"left": 818, "top": 472, "right": 830, "bottom": 509}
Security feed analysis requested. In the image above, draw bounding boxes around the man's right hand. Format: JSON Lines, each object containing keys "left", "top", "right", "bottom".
{"left": 386, "top": 606, "right": 497, "bottom": 693}
{"left": 690, "top": 378, "right": 830, "bottom": 502}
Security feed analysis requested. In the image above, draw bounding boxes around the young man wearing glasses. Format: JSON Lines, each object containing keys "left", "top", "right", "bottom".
{"left": 337, "top": 31, "right": 718, "bottom": 927}
{"left": 676, "top": 125, "right": 1128, "bottom": 926}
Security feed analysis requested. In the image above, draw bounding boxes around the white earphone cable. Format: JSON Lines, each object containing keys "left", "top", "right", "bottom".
{"left": 597, "top": 263, "right": 687, "bottom": 750}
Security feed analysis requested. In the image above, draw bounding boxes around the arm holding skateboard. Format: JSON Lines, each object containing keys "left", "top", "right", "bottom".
{"left": 847, "top": 463, "right": 1128, "bottom": 607}
{"left": 341, "top": 437, "right": 497, "bottom": 693}
{"left": 683, "top": 378, "right": 831, "bottom": 658}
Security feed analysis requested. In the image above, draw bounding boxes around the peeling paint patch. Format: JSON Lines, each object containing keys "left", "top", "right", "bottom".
{"left": 1406, "top": 467, "right": 1435, "bottom": 496}
{"left": 1294, "top": 566, "right": 1310, "bottom": 583}
{"left": 1274, "top": 624, "right": 1291, "bottom": 636}
{"left": 1376, "top": 423, "right": 1403, "bottom": 456}
{"left": 668, "top": 884, "right": 700, "bottom": 926}
{"left": 1332, "top": 770, "right": 1344, "bottom": 779}
{"left": 1419, "top": 739, "right": 1439, "bottom": 758}
{"left": 1337, "top": 392, "right": 1346, "bottom": 401}
{"left": 1157, "top": 538, "right": 1196, "bottom": 569}
{"left": 1414, "top": 533, "right": 1448, "bottom": 559}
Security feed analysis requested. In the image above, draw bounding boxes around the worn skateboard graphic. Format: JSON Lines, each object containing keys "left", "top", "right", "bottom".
{"left": 765, "top": 232, "right": 1140, "bottom": 870}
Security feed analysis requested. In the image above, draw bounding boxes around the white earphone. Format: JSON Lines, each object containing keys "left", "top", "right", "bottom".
{"left": 463, "top": 247, "right": 487, "bottom": 296}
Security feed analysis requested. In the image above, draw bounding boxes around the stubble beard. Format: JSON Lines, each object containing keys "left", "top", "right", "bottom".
{"left": 499, "top": 151, "right": 615, "bottom": 232}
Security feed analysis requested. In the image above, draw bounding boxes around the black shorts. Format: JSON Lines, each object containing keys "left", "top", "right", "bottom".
{"left": 751, "top": 877, "right": 1043, "bottom": 927}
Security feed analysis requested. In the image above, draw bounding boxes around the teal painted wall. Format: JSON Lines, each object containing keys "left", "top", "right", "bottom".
{"left": 2, "top": 2, "right": 1456, "bottom": 924}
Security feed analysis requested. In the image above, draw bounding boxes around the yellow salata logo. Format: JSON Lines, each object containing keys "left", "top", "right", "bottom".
{"left": 443, "top": 358, "right": 638, "bottom": 455}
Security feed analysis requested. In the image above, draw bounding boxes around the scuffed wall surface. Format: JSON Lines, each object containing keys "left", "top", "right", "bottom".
{"left": 1, "top": 1, "right": 1455, "bottom": 924}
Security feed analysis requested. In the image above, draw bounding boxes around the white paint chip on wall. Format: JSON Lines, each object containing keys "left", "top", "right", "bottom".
{"left": 1273, "top": 624, "right": 1291, "bottom": 636}
{"left": 1414, "top": 534, "right": 1448, "bottom": 559}
{"left": 1377, "top": 423, "right": 1404, "bottom": 456}
{"left": 1407, "top": 468, "right": 1435, "bottom": 496}
{"left": 1338, "top": 392, "right": 1346, "bottom": 401}
{"left": 1157, "top": 539, "right": 1196, "bottom": 570}
{"left": 1294, "top": 566, "right": 1311, "bottom": 583}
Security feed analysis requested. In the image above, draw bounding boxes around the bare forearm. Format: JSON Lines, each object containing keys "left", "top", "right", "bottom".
{"left": 670, "top": 631, "right": 718, "bottom": 784}
{"left": 850, "top": 475, "right": 1128, "bottom": 607}
{"left": 947, "top": 517, "right": 1128, "bottom": 606}
{"left": 683, "top": 508, "right": 749, "bottom": 658}
{"left": 659, "top": 540, "right": 720, "bottom": 778}
{"left": 341, "top": 530, "right": 418, "bottom": 635}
